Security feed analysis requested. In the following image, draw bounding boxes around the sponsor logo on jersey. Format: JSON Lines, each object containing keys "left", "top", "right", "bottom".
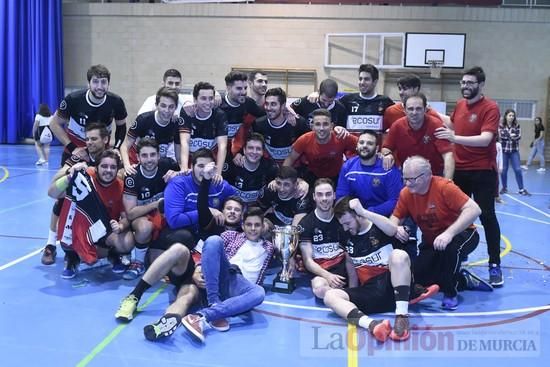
{"left": 469, "top": 114, "right": 478, "bottom": 123}
{"left": 312, "top": 242, "right": 344, "bottom": 260}
{"left": 423, "top": 135, "right": 431, "bottom": 144}
{"left": 189, "top": 138, "right": 216, "bottom": 152}
{"left": 265, "top": 145, "right": 292, "bottom": 160}
{"left": 227, "top": 123, "right": 241, "bottom": 138}
{"left": 275, "top": 210, "right": 293, "bottom": 225}
{"left": 346, "top": 115, "right": 383, "bottom": 131}
{"left": 235, "top": 188, "right": 261, "bottom": 203}
{"left": 125, "top": 176, "right": 135, "bottom": 189}
{"left": 350, "top": 244, "right": 393, "bottom": 268}
{"left": 137, "top": 191, "right": 163, "bottom": 206}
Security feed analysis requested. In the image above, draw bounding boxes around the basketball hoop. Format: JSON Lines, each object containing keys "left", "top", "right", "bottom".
{"left": 429, "top": 60, "right": 443, "bottom": 79}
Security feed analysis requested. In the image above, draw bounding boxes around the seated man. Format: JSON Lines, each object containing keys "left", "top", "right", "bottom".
{"left": 283, "top": 109, "right": 358, "bottom": 185}
{"left": 299, "top": 178, "right": 356, "bottom": 299}
{"left": 122, "top": 137, "right": 180, "bottom": 279}
{"left": 181, "top": 206, "right": 274, "bottom": 343}
{"left": 114, "top": 163, "right": 246, "bottom": 341}
{"left": 258, "top": 166, "right": 312, "bottom": 227}
{"left": 325, "top": 197, "right": 439, "bottom": 342}
{"left": 41, "top": 122, "right": 109, "bottom": 265}
{"left": 49, "top": 149, "right": 135, "bottom": 278}
{"left": 390, "top": 155, "right": 487, "bottom": 310}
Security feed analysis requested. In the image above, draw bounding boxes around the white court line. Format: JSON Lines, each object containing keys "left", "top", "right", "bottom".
{"left": 0, "top": 248, "right": 42, "bottom": 271}
{"left": 0, "top": 197, "right": 51, "bottom": 215}
{"left": 504, "top": 194, "right": 550, "bottom": 218}
{"left": 262, "top": 300, "right": 550, "bottom": 317}
{"left": 4, "top": 166, "right": 58, "bottom": 172}
{"left": 496, "top": 211, "right": 550, "bottom": 225}
{"left": 530, "top": 192, "right": 550, "bottom": 196}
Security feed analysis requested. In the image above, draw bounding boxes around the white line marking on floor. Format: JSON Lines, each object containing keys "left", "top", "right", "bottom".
{"left": 504, "top": 194, "right": 550, "bottom": 218}
{"left": 0, "top": 248, "right": 42, "bottom": 271}
{"left": 496, "top": 211, "right": 550, "bottom": 225}
{"left": 262, "top": 300, "right": 550, "bottom": 317}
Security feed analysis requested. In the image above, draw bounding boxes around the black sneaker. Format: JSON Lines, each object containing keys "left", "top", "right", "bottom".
{"left": 460, "top": 268, "right": 493, "bottom": 292}
{"left": 144, "top": 314, "right": 181, "bottom": 341}
{"left": 489, "top": 264, "right": 504, "bottom": 287}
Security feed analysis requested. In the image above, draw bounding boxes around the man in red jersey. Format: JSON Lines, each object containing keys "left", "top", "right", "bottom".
{"left": 434, "top": 66, "right": 503, "bottom": 287}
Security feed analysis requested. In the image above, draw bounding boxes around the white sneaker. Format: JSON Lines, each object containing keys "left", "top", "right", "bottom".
{"left": 35, "top": 159, "right": 46, "bottom": 165}
{"left": 537, "top": 167, "right": 546, "bottom": 172}
{"left": 520, "top": 165, "right": 528, "bottom": 170}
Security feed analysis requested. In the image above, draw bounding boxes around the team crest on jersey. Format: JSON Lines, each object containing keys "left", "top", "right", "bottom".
{"left": 130, "top": 120, "right": 138, "bottom": 129}
{"left": 212, "top": 198, "right": 221, "bottom": 208}
{"left": 125, "top": 176, "right": 135, "bottom": 188}
{"left": 297, "top": 199, "right": 308, "bottom": 210}
{"left": 60, "top": 100, "right": 67, "bottom": 110}
{"left": 372, "top": 178, "right": 381, "bottom": 187}
{"left": 314, "top": 228, "right": 322, "bottom": 235}
{"left": 469, "top": 114, "right": 478, "bottom": 123}
{"left": 369, "top": 236, "right": 380, "bottom": 247}
{"left": 222, "top": 162, "right": 229, "bottom": 173}
{"left": 423, "top": 135, "right": 431, "bottom": 144}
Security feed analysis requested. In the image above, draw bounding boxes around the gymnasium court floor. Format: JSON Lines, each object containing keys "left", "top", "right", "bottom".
{"left": 0, "top": 145, "right": 548, "bottom": 367}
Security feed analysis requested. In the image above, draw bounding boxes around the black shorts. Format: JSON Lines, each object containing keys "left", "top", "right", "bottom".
{"left": 344, "top": 272, "right": 396, "bottom": 314}
{"left": 167, "top": 258, "right": 196, "bottom": 289}
{"left": 325, "top": 259, "right": 349, "bottom": 284}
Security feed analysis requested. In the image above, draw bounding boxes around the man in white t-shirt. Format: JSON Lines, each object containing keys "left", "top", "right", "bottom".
{"left": 137, "top": 68, "right": 193, "bottom": 116}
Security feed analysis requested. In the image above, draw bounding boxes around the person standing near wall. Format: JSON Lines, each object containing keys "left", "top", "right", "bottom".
{"left": 522, "top": 116, "right": 546, "bottom": 172}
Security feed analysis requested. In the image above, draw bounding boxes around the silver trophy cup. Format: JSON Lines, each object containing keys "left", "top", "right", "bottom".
{"left": 272, "top": 225, "right": 302, "bottom": 293}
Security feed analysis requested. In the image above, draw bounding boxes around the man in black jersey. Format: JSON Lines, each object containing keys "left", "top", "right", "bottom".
{"left": 299, "top": 179, "right": 356, "bottom": 299}
{"left": 41, "top": 123, "right": 110, "bottom": 265}
{"left": 324, "top": 197, "right": 438, "bottom": 343}
{"left": 179, "top": 82, "right": 228, "bottom": 180}
{"left": 49, "top": 64, "right": 128, "bottom": 165}
{"left": 223, "top": 132, "right": 278, "bottom": 203}
{"left": 290, "top": 79, "right": 347, "bottom": 128}
{"left": 120, "top": 87, "right": 182, "bottom": 175}
{"left": 220, "top": 71, "right": 265, "bottom": 144}
{"left": 243, "top": 88, "right": 309, "bottom": 165}
{"left": 122, "top": 138, "right": 181, "bottom": 280}
{"left": 258, "top": 166, "right": 312, "bottom": 228}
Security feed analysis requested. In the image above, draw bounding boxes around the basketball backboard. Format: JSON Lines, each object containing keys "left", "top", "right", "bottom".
{"left": 404, "top": 33, "right": 466, "bottom": 69}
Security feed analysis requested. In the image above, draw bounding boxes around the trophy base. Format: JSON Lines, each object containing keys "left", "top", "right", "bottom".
{"left": 272, "top": 276, "right": 295, "bottom": 294}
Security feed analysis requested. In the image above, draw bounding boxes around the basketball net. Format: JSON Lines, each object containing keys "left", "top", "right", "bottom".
{"left": 429, "top": 61, "right": 443, "bottom": 79}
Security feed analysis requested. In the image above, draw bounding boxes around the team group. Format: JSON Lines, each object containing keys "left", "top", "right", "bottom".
{"left": 40, "top": 63, "right": 505, "bottom": 344}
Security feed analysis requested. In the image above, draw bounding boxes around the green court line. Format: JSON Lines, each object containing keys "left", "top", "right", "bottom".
{"left": 76, "top": 283, "right": 167, "bottom": 367}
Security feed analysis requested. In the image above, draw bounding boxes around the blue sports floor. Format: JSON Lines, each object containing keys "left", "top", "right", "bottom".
{"left": 1, "top": 145, "right": 549, "bottom": 367}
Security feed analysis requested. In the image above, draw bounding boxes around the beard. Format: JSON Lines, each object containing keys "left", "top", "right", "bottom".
{"left": 462, "top": 86, "right": 480, "bottom": 100}
{"left": 358, "top": 149, "right": 376, "bottom": 160}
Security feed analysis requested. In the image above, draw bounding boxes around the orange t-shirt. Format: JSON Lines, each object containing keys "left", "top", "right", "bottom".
{"left": 392, "top": 176, "right": 471, "bottom": 245}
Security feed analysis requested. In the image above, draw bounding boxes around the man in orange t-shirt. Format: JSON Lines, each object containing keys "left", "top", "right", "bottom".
{"left": 391, "top": 156, "right": 482, "bottom": 310}
{"left": 283, "top": 108, "right": 358, "bottom": 185}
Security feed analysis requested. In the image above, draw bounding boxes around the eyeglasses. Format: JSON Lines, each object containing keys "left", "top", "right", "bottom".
{"left": 403, "top": 173, "right": 425, "bottom": 184}
{"left": 460, "top": 80, "right": 478, "bottom": 87}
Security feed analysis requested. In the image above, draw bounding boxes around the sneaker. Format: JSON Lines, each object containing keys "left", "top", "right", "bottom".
{"left": 143, "top": 314, "right": 181, "bottom": 341}
{"left": 115, "top": 294, "right": 139, "bottom": 322}
{"left": 35, "top": 159, "right": 46, "bottom": 165}
{"left": 181, "top": 314, "right": 206, "bottom": 343}
{"left": 441, "top": 295, "right": 458, "bottom": 310}
{"left": 460, "top": 268, "right": 493, "bottom": 292}
{"left": 61, "top": 253, "right": 80, "bottom": 279}
{"left": 389, "top": 315, "right": 410, "bottom": 341}
{"left": 41, "top": 244, "right": 57, "bottom": 265}
{"left": 489, "top": 264, "right": 504, "bottom": 287}
{"left": 367, "top": 319, "right": 391, "bottom": 342}
{"left": 520, "top": 165, "right": 528, "bottom": 170}
{"left": 209, "top": 318, "right": 230, "bottom": 332}
{"left": 537, "top": 167, "right": 546, "bottom": 172}
{"left": 122, "top": 261, "right": 145, "bottom": 280}
{"left": 410, "top": 284, "right": 440, "bottom": 305}
{"left": 110, "top": 255, "right": 129, "bottom": 274}
{"left": 518, "top": 189, "right": 531, "bottom": 196}
{"left": 499, "top": 188, "right": 508, "bottom": 194}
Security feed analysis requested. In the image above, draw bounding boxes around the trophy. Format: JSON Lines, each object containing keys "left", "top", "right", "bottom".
{"left": 272, "top": 225, "right": 302, "bottom": 293}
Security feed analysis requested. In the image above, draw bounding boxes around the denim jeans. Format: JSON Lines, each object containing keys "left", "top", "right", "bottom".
{"left": 199, "top": 235, "right": 265, "bottom": 322}
{"left": 501, "top": 150, "right": 524, "bottom": 190}
{"left": 527, "top": 139, "right": 546, "bottom": 168}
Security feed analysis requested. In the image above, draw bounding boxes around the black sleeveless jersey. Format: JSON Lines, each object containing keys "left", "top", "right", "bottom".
{"left": 222, "top": 157, "right": 278, "bottom": 203}
{"left": 339, "top": 93, "right": 394, "bottom": 133}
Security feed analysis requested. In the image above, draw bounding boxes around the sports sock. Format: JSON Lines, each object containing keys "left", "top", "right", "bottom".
{"left": 346, "top": 308, "right": 373, "bottom": 329}
{"left": 47, "top": 230, "right": 57, "bottom": 245}
{"left": 133, "top": 246, "right": 148, "bottom": 263}
{"left": 131, "top": 279, "right": 152, "bottom": 300}
{"left": 394, "top": 285, "right": 410, "bottom": 315}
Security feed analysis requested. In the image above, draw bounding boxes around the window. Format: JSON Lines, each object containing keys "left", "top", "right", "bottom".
{"left": 495, "top": 100, "right": 536, "bottom": 120}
